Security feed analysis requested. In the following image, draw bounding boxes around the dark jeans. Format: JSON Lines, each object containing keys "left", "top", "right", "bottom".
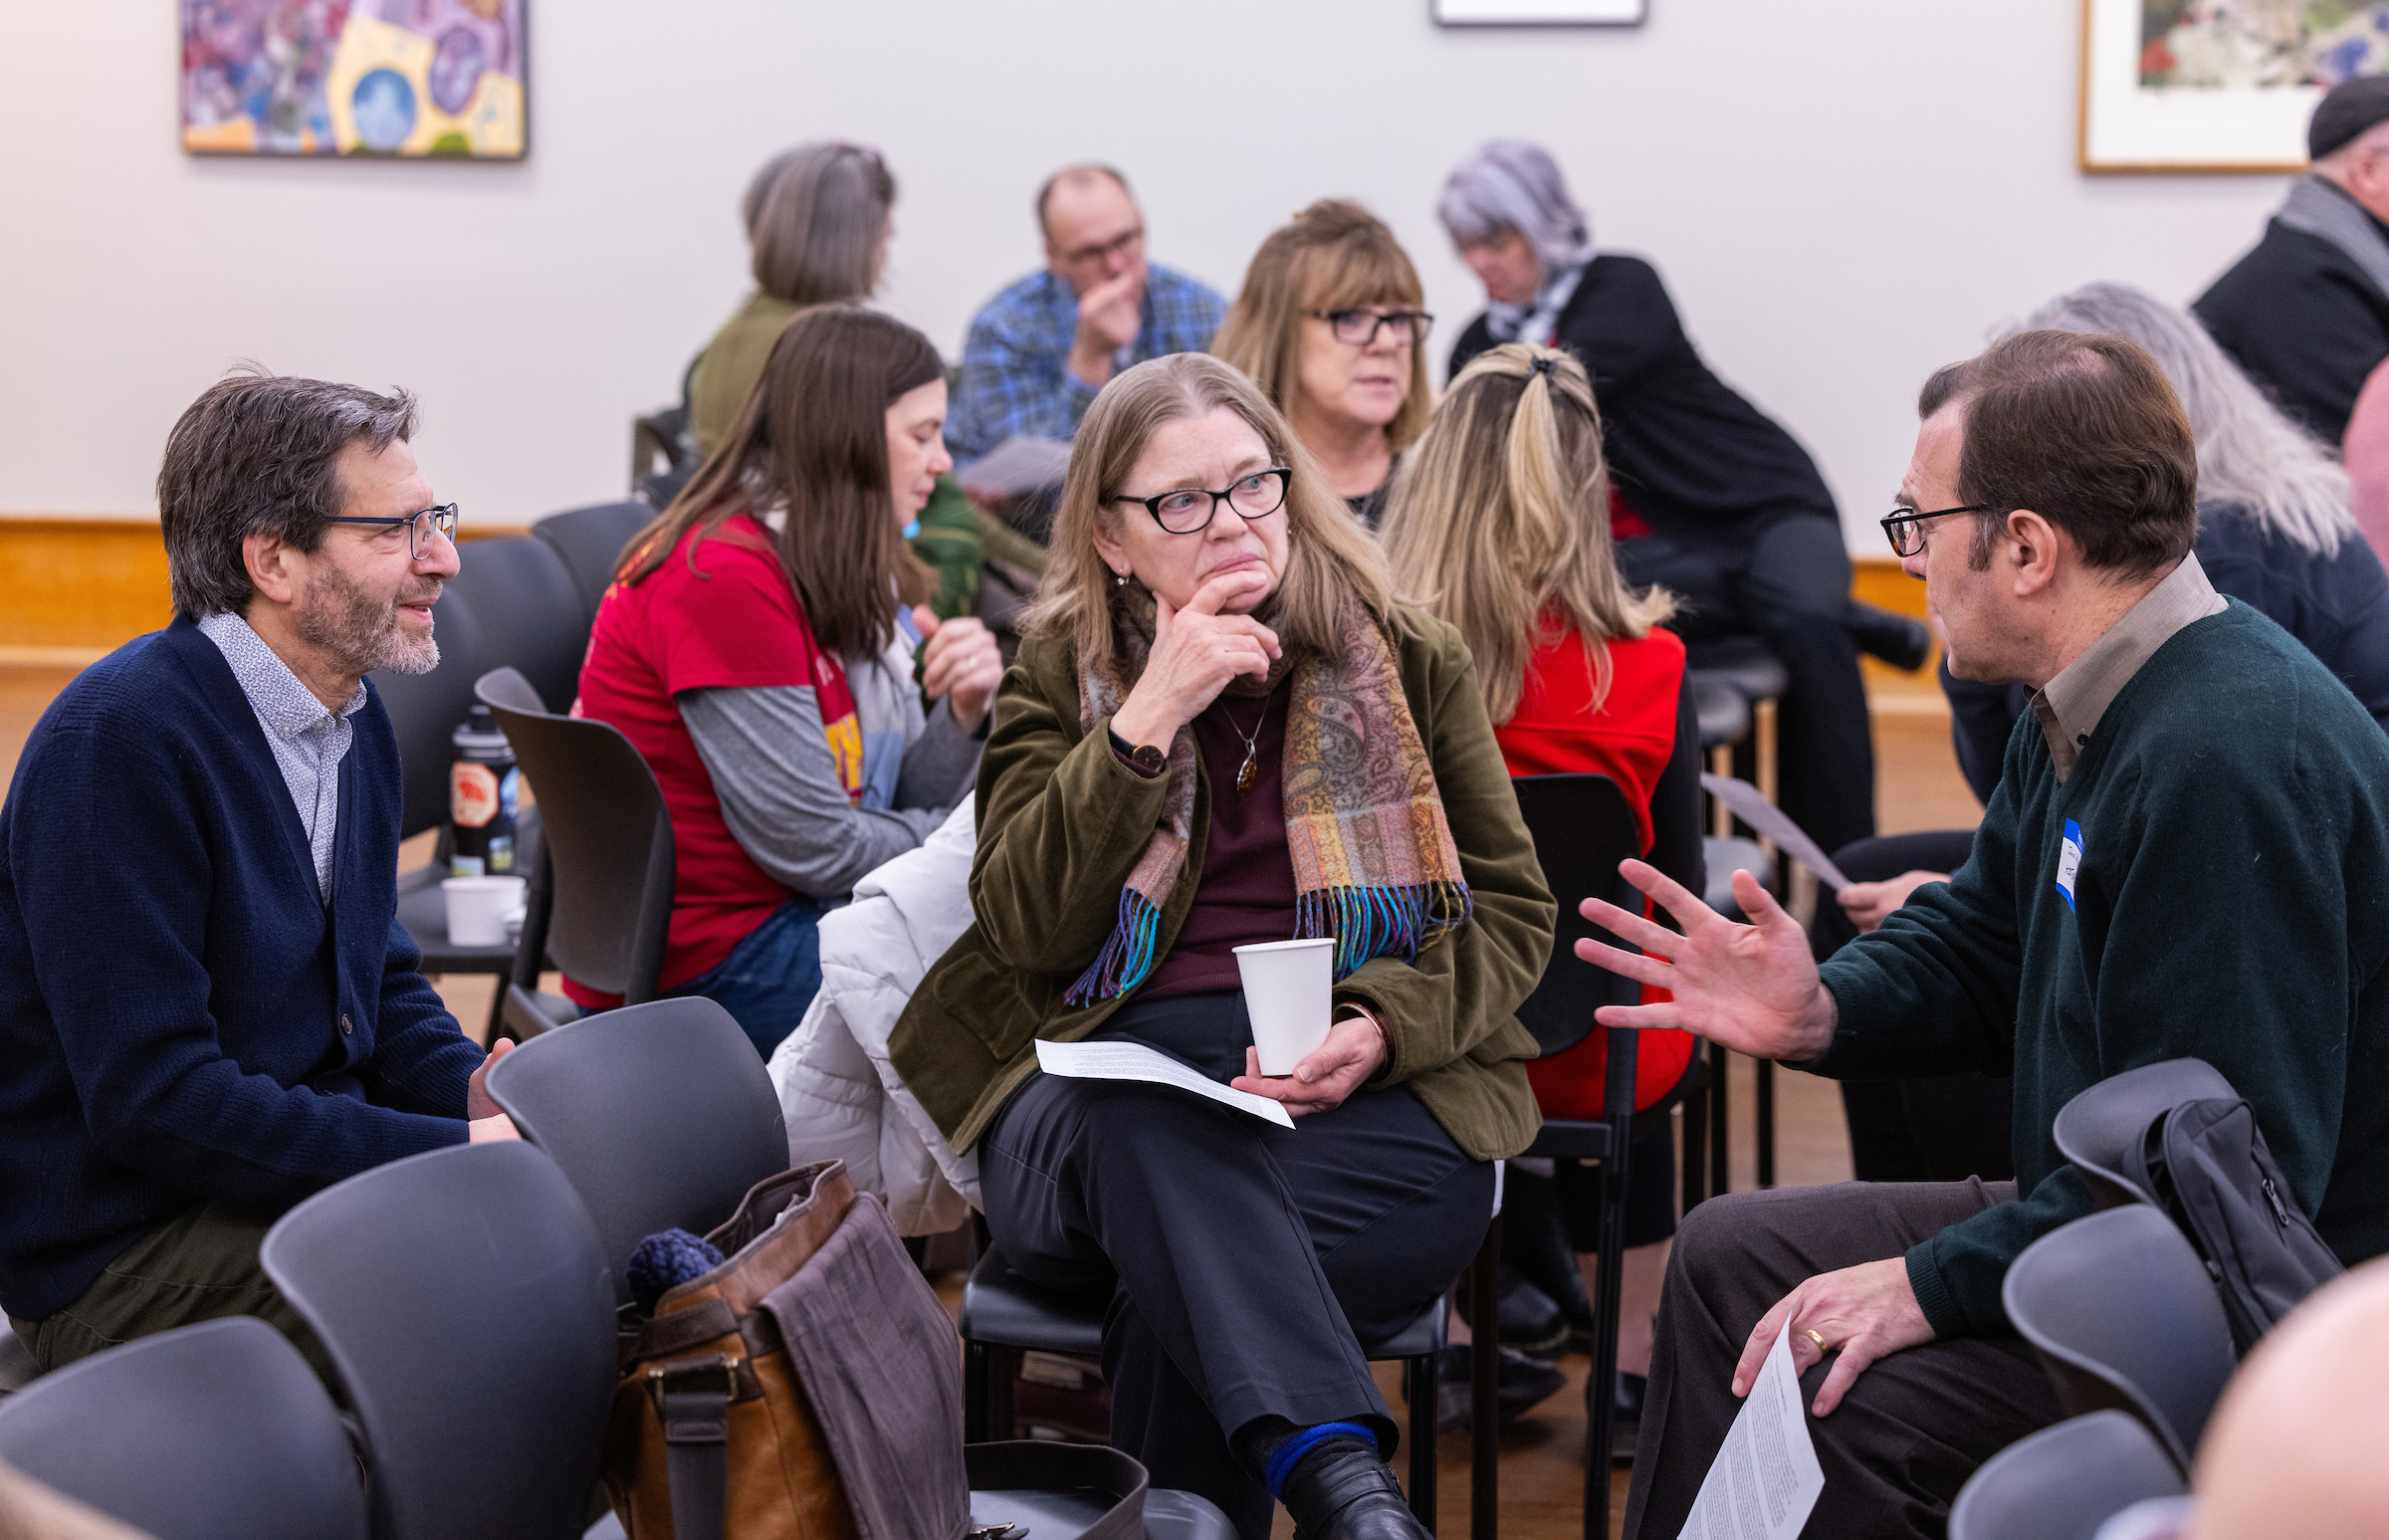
{"left": 977, "top": 992, "right": 1494, "bottom": 1540}
{"left": 1622, "top": 1181, "right": 2062, "bottom": 1539}
{"left": 1813, "top": 832, "right": 2017, "bottom": 1184}
{"left": 6, "top": 1201, "right": 334, "bottom": 1387}
{"left": 1622, "top": 517, "right": 1877, "bottom": 856}
{"left": 668, "top": 896, "right": 826, "bottom": 1058}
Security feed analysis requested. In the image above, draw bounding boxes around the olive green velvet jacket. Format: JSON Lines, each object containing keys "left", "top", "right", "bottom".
{"left": 887, "top": 606, "right": 1556, "bottom": 1162}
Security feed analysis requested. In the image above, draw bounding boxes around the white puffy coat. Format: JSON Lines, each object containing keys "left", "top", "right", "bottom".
{"left": 766, "top": 802, "right": 981, "bottom": 1234}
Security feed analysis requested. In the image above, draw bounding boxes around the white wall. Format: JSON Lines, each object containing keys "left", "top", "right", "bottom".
{"left": 0, "top": 0, "right": 2295, "bottom": 550}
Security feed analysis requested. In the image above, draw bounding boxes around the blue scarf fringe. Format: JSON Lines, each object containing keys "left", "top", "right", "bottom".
{"left": 1067, "top": 879, "right": 1473, "bottom": 1007}
{"left": 1064, "top": 888, "right": 1165, "bottom": 1007}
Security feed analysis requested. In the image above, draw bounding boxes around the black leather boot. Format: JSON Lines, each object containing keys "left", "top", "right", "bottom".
{"left": 1280, "top": 1442, "right": 1430, "bottom": 1540}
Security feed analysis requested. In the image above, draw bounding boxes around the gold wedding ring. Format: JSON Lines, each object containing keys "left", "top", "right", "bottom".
{"left": 1804, "top": 1328, "right": 1829, "bottom": 1352}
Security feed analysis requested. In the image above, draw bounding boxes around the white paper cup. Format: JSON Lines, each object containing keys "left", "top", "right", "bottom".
{"left": 1233, "top": 937, "right": 1336, "bottom": 1076}
{"left": 443, "top": 875, "right": 527, "bottom": 948}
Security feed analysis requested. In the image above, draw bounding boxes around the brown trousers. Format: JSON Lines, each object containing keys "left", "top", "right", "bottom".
{"left": 6, "top": 1202, "right": 333, "bottom": 1388}
{"left": 1623, "top": 1180, "right": 2063, "bottom": 1540}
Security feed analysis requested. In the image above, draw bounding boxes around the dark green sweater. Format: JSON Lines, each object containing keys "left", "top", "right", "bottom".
{"left": 1816, "top": 602, "right": 2389, "bottom": 1339}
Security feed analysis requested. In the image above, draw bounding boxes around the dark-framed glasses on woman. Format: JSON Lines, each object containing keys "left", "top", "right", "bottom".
{"left": 1309, "top": 309, "right": 1433, "bottom": 347}
{"left": 326, "top": 503, "right": 461, "bottom": 559}
{"left": 1110, "top": 468, "right": 1291, "bottom": 535}
{"left": 1879, "top": 504, "right": 1995, "bottom": 558}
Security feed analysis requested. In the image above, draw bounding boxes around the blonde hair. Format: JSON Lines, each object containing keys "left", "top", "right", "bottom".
{"left": 1379, "top": 343, "right": 1675, "bottom": 724}
{"left": 1023, "top": 353, "right": 1405, "bottom": 669}
{"left": 1212, "top": 199, "right": 1432, "bottom": 454}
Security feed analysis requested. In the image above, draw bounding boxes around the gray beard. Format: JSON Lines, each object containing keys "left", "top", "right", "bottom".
{"left": 295, "top": 562, "right": 440, "bottom": 677}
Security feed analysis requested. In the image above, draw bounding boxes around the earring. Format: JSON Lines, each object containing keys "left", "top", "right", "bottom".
{"left": 1114, "top": 570, "right": 1129, "bottom": 587}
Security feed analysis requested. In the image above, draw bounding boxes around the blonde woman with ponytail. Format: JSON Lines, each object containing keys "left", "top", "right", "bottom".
{"left": 1379, "top": 341, "right": 1701, "bottom": 1451}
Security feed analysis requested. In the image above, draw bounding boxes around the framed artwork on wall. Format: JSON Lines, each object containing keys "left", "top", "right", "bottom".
{"left": 1431, "top": 0, "right": 1645, "bottom": 26}
{"left": 2081, "top": 0, "right": 2387, "bottom": 173}
{"left": 181, "top": 0, "right": 527, "bottom": 159}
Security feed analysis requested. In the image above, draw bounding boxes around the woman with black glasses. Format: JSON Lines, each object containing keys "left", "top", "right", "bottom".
{"left": 1214, "top": 200, "right": 1432, "bottom": 530}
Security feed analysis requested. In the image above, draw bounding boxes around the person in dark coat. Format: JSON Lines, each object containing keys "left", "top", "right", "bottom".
{"left": 2196, "top": 76, "right": 2389, "bottom": 445}
{"left": 1824, "top": 281, "right": 2389, "bottom": 1188}
{"left": 1435, "top": 139, "right": 1924, "bottom": 860}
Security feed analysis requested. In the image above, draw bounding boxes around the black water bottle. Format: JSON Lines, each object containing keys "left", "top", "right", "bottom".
{"left": 449, "top": 706, "right": 519, "bottom": 877}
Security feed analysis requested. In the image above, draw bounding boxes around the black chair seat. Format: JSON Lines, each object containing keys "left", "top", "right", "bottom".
{"left": 961, "top": 1251, "right": 1108, "bottom": 1357}
{"left": 396, "top": 865, "right": 518, "bottom": 973}
{"left": 1685, "top": 635, "right": 1790, "bottom": 704}
{"left": 1691, "top": 677, "right": 1750, "bottom": 749}
{"left": 1703, "top": 835, "right": 1774, "bottom": 917}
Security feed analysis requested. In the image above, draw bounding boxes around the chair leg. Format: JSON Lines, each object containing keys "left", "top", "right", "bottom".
{"left": 986, "top": 1345, "right": 1017, "bottom": 1441}
{"left": 482, "top": 976, "right": 510, "bottom": 1046}
{"left": 965, "top": 1340, "right": 988, "bottom": 1444}
{"left": 1706, "top": 1041, "right": 1731, "bottom": 1198}
{"left": 1679, "top": 1095, "right": 1707, "bottom": 1213}
{"left": 1469, "top": 1218, "right": 1501, "bottom": 1540}
{"left": 1588, "top": 1149, "right": 1631, "bottom": 1540}
{"left": 1408, "top": 1351, "right": 1437, "bottom": 1535}
{"left": 1755, "top": 1058, "right": 1777, "bottom": 1190}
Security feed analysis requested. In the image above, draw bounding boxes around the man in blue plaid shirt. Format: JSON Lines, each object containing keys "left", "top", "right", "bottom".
{"left": 948, "top": 164, "right": 1226, "bottom": 468}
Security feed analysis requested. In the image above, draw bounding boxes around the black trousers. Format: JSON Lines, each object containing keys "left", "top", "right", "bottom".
{"left": 1622, "top": 1181, "right": 2062, "bottom": 1540}
{"left": 1813, "top": 832, "right": 2017, "bottom": 1185}
{"left": 1622, "top": 516, "right": 1877, "bottom": 856}
{"left": 978, "top": 992, "right": 1495, "bottom": 1540}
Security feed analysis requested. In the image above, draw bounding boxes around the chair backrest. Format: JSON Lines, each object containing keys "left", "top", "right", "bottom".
{"left": 531, "top": 502, "right": 656, "bottom": 631}
{"left": 372, "top": 583, "right": 491, "bottom": 840}
{"left": 1507, "top": 773, "right": 1647, "bottom": 1058}
{"left": 260, "top": 1143, "right": 616, "bottom": 1540}
{"left": 443, "top": 535, "right": 591, "bottom": 714}
{"left": 476, "top": 666, "right": 675, "bottom": 1002}
{"left": 1947, "top": 1410, "right": 2185, "bottom": 1540}
{"left": 487, "top": 996, "right": 789, "bottom": 1304}
{"left": 2053, "top": 1057, "right": 2238, "bottom": 1211}
{"left": 0, "top": 1316, "right": 365, "bottom": 1540}
{"left": 2002, "top": 1204, "right": 2239, "bottom": 1471}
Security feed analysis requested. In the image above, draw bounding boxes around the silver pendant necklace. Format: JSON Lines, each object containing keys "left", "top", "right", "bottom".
{"left": 1223, "top": 698, "right": 1266, "bottom": 796}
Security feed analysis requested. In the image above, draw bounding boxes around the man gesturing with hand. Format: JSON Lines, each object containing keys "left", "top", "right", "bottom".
{"left": 1600, "top": 332, "right": 2389, "bottom": 1540}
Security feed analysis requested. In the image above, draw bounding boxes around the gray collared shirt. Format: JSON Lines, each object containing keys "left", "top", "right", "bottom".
{"left": 197, "top": 610, "right": 368, "bottom": 902}
{"left": 2029, "top": 550, "right": 2228, "bottom": 781}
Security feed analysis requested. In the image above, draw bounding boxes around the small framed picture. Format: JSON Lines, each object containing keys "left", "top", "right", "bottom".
{"left": 1431, "top": 0, "right": 1646, "bottom": 27}
{"left": 2080, "top": 0, "right": 2386, "bottom": 173}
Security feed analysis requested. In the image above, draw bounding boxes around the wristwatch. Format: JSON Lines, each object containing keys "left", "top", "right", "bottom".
{"left": 1108, "top": 726, "right": 1167, "bottom": 777}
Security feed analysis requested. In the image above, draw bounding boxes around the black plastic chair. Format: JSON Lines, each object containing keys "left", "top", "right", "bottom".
{"left": 0, "top": 1316, "right": 366, "bottom": 1539}
{"left": 444, "top": 535, "right": 590, "bottom": 717}
{"left": 2002, "top": 1204, "right": 2237, "bottom": 1472}
{"left": 1947, "top": 1410, "right": 2186, "bottom": 1540}
{"left": 485, "top": 995, "right": 787, "bottom": 1307}
{"left": 261, "top": 1142, "right": 617, "bottom": 1540}
{"left": 475, "top": 666, "right": 676, "bottom": 1040}
{"left": 532, "top": 502, "right": 656, "bottom": 632}
{"left": 2052, "top": 1057, "right": 2238, "bottom": 1211}
{"left": 959, "top": 1255, "right": 1445, "bottom": 1531}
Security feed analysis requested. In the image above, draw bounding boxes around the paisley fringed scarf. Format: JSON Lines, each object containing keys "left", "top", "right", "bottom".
{"left": 1065, "top": 589, "right": 1474, "bottom": 1006}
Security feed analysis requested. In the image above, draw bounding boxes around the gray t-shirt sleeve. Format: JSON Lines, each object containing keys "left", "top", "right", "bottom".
{"left": 678, "top": 684, "right": 957, "bottom": 900}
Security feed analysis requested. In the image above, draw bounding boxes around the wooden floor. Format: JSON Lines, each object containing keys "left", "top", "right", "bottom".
{"left": 0, "top": 666, "right": 1980, "bottom": 1540}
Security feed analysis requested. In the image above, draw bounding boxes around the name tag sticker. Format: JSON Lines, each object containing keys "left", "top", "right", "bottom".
{"left": 2057, "top": 819, "right": 2083, "bottom": 912}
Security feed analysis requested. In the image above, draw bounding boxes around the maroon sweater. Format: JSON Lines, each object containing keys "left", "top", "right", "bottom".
{"left": 1129, "top": 680, "right": 1298, "bottom": 1000}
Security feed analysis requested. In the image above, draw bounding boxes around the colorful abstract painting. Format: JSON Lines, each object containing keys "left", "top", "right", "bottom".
{"left": 181, "top": 0, "right": 526, "bottom": 158}
{"left": 2081, "top": 0, "right": 2381, "bottom": 170}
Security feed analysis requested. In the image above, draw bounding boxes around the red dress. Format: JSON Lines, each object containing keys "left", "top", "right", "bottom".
{"left": 1494, "top": 618, "right": 1696, "bottom": 1120}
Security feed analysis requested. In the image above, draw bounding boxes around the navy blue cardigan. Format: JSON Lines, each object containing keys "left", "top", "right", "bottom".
{"left": 0, "top": 618, "right": 478, "bottom": 1320}
{"left": 1945, "top": 510, "right": 2389, "bottom": 803}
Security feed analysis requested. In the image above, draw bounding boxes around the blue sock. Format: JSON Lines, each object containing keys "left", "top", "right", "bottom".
{"left": 1261, "top": 1421, "right": 1381, "bottom": 1500}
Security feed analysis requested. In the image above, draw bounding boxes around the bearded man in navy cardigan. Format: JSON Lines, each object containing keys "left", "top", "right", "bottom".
{"left": 0, "top": 367, "right": 520, "bottom": 1379}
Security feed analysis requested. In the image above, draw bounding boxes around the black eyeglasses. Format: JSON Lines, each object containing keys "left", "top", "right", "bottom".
{"left": 1879, "top": 504, "right": 1997, "bottom": 557}
{"left": 326, "top": 503, "right": 460, "bottom": 559}
{"left": 1109, "top": 468, "right": 1291, "bottom": 535}
{"left": 1308, "top": 309, "right": 1433, "bottom": 347}
{"left": 1058, "top": 225, "right": 1144, "bottom": 268}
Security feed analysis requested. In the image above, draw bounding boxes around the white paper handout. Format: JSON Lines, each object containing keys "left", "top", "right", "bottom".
{"left": 1033, "top": 1038, "right": 1296, "bottom": 1128}
{"left": 958, "top": 435, "right": 1074, "bottom": 498}
{"left": 1700, "top": 773, "right": 1851, "bottom": 894}
{"left": 1676, "top": 1321, "right": 1826, "bottom": 1540}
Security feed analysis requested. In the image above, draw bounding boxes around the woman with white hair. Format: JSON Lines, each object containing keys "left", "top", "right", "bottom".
{"left": 1822, "top": 279, "right": 2389, "bottom": 1188}
{"left": 1436, "top": 139, "right": 1924, "bottom": 863}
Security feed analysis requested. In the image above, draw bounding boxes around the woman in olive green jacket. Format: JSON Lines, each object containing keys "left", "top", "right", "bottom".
{"left": 889, "top": 353, "right": 1553, "bottom": 1540}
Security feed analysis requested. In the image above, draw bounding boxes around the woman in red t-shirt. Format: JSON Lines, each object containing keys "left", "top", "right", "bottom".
{"left": 573, "top": 307, "right": 1003, "bottom": 1057}
{"left": 1381, "top": 341, "right": 1702, "bottom": 1446}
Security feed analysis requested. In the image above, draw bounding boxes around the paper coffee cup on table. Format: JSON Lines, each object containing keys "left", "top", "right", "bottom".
{"left": 1233, "top": 937, "right": 1335, "bottom": 1076}
{"left": 443, "top": 875, "right": 526, "bottom": 948}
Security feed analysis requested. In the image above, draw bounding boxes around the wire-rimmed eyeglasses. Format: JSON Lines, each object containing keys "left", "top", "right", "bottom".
{"left": 326, "top": 504, "right": 460, "bottom": 559}
{"left": 1108, "top": 468, "right": 1291, "bottom": 535}
{"left": 1307, "top": 309, "right": 1434, "bottom": 347}
{"left": 1879, "top": 504, "right": 1996, "bottom": 557}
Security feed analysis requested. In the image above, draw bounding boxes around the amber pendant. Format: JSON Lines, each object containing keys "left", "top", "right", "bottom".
{"left": 1235, "top": 750, "right": 1259, "bottom": 796}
